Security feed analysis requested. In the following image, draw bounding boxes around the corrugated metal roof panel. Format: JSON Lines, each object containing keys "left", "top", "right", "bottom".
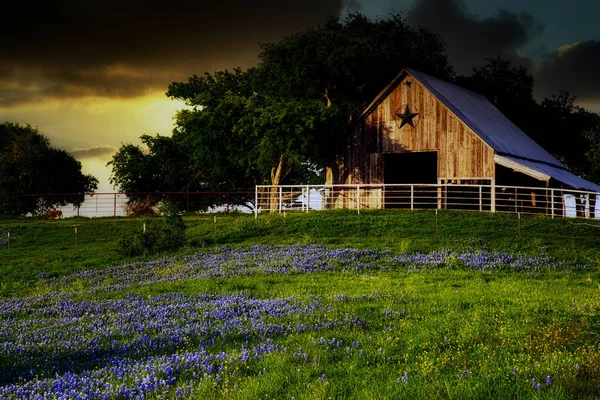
{"left": 500, "top": 156, "right": 600, "bottom": 192}
{"left": 406, "top": 68, "right": 565, "bottom": 169}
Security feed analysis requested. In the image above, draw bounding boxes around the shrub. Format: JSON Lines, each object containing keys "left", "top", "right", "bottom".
{"left": 118, "top": 202, "right": 186, "bottom": 256}
{"left": 125, "top": 197, "right": 160, "bottom": 216}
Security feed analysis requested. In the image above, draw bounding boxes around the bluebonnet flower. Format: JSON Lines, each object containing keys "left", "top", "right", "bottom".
{"left": 397, "top": 372, "right": 409, "bottom": 383}
{"left": 0, "top": 244, "right": 588, "bottom": 399}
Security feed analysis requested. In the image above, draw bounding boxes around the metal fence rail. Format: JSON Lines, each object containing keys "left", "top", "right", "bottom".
{"left": 0, "top": 191, "right": 255, "bottom": 217}
{"left": 3, "top": 186, "right": 599, "bottom": 219}
{"left": 255, "top": 184, "right": 600, "bottom": 219}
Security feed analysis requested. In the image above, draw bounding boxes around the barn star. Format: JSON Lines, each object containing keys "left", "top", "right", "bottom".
{"left": 396, "top": 105, "right": 419, "bottom": 128}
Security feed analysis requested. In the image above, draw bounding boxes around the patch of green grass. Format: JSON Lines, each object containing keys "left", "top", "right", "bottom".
{"left": 1, "top": 209, "right": 600, "bottom": 399}
{"left": 1, "top": 210, "right": 600, "bottom": 298}
{"left": 121, "top": 266, "right": 599, "bottom": 399}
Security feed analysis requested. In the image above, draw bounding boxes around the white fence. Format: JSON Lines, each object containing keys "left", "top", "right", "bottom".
{"left": 255, "top": 184, "right": 600, "bottom": 219}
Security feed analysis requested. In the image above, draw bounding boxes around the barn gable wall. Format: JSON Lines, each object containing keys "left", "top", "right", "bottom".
{"left": 332, "top": 72, "right": 495, "bottom": 185}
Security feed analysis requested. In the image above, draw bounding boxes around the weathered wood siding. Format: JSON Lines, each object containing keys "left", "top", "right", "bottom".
{"left": 332, "top": 71, "right": 495, "bottom": 186}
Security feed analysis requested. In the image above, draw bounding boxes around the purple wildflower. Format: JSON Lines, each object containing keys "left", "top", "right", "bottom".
{"left": 396, "top": 372, "right": 408, "bottom": 383}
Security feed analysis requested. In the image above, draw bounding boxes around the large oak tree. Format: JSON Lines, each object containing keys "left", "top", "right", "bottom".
{"left": 110, "top": 13, "right": 453, "bottom": 207}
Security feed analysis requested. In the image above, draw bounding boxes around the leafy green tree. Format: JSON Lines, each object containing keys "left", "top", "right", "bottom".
{"left": 168, "top": 70, "right": 259, "bottom": 191}
{"left": 108, "top": 134, "right": 190, "bottom": 193}
{"left": 0, "top": 122, "right": 98, "bottom": 215}
{"left": 156, "top": 13, "right": 454, "bottom": 207}
{"left": 110, "top": 13, "right": 453, "bottom": 209}
{"left": 534, "top": 91, "right": 600, "bottom": 180}
{"left": 257, "top": 14, "right": 453, "bottom": 117}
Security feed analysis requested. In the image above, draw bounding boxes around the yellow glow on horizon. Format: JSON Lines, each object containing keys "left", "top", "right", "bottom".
{"left": 0, "top": 92, "right": 190, "bottom": 192}
{"left": 81, "top": 158, "right": 115, "bottom": 192}
{"left": 577, "top": 100, "right": 600, "bottom": 113}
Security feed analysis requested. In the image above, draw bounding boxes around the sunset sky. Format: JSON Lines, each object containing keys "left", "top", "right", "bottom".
{"left": 1, "top": 0, "right": 599, "bottom": 191}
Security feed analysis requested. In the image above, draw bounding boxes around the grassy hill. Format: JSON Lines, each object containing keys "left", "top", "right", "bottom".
{"left": 1, "top": 210, "right": 599, "bottom": 295}
{"left": 0, "top": 210, "right": 599, "bottom": 398}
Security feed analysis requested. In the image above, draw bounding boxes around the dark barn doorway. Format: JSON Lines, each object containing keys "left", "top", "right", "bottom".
{"left": 384, "top": 152, "right": 437, "bottom": 208}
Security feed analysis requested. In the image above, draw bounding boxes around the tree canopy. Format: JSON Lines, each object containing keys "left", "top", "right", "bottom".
{"left": 0, "top": 122, "right": 98, "bottom": 215}
{"left": 110, "top": 13, "right": 453, "bottom": 201}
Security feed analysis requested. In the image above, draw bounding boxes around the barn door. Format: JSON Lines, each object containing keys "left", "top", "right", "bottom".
{"left": 383, "top": 152, "right": 438, "bottom": 208}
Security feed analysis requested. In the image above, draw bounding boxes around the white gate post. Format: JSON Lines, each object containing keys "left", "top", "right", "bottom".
{"left": 255, "top": 187, "right": 258, "bottom": 219}
{"left": 279, "top": 186, "right": 282, "bottom": 213}
{"left": 356, "top": 184, "right": 360, "bottom": 214}
{"left": 306, "top": 185, "right": 310, "bottom": 213}
{"left": 550, "top": 189, "right": 554, "bottom": 219}
{"left": 491, "top": 180, "right": 496, "bottom": 212}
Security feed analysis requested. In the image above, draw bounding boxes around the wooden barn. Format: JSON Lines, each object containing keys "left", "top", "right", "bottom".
{"left": 325, "top": 68, "right": 600, "bottom": 214}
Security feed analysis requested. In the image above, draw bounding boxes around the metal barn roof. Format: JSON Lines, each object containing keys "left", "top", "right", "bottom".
{"left": 406, "top": 68, "right": 564, "bottom": 169}
{"left": 496, "top": 155, "right": 600, "bottom": 192}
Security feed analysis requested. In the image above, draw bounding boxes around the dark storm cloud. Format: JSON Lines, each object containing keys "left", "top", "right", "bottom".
{"left": 406, "top": 0, "right": 542, "bottom": 74}
{"left": 69, "top": 146, "right": 119, "bottom": 159}
{"left": 535, "top": 41, "right": 600, "bottom": 101}
{"left": 0, "top": 0, "right": 343, "bottom": 106}
{"left": 342, "top": 0, "right": 363, "bottom": 13}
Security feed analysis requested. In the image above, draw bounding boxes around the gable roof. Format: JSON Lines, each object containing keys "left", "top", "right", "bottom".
{"left": 406, "top": 68, "right": 563, "bottom": 168}
{"left": 357, "top": 68, "right": 600, "bottom": 192}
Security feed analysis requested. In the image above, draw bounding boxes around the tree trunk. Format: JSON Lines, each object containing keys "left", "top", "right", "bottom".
{"left": 269, "top": 154, "right": 286, "bottom": 212}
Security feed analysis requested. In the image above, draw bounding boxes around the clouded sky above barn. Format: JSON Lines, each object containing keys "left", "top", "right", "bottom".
{"left": 0, "top": 0, "right": 598, "bottom": 189}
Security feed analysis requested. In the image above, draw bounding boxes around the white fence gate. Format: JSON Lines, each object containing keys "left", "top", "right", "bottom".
{"left": 255, "top": 184, "right": 600, "bottom": 219}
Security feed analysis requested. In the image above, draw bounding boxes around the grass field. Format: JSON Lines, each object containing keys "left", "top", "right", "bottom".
{"left": 0, "top": 210, "right": 599, "bottom": 399}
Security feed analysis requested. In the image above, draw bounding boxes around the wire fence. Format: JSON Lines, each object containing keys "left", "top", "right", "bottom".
{"left": 255, "top": 184, "right": 600, "bottom": 219}
{"left": 2, "top": 184, "right": 599, "bottom": 219}
{"left": 0, "top": 191, "right": 255, "bottom": 217}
